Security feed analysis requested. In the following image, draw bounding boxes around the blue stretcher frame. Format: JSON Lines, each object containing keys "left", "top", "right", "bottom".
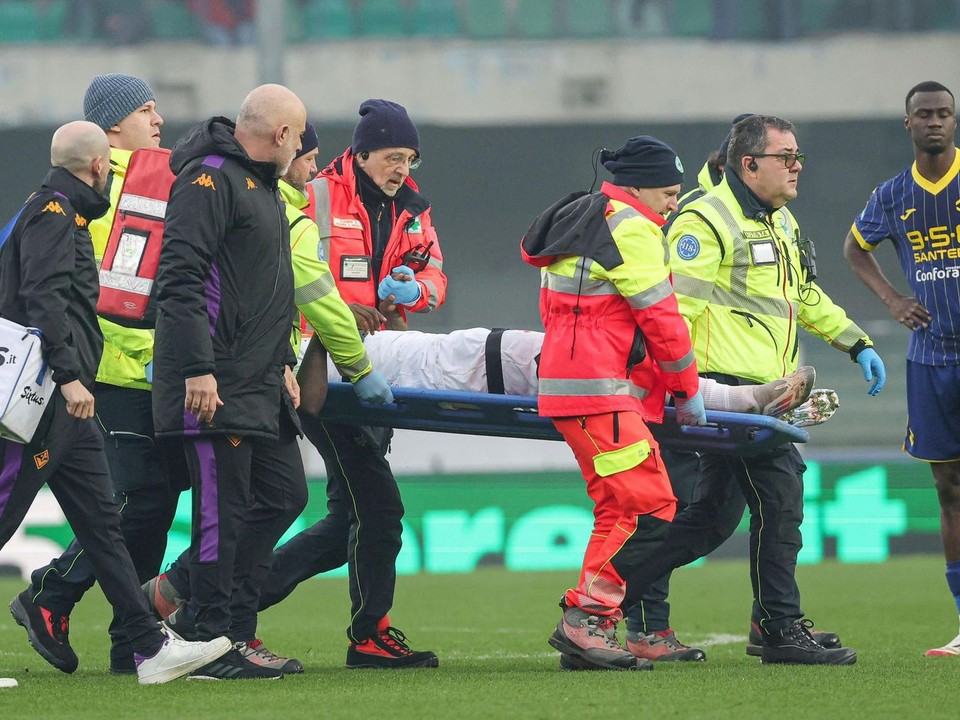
{"left": 318, "top": 383, "right": 809, "bottom": 455}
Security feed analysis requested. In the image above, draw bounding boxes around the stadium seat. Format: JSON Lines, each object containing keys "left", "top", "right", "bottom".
{"left": 357, "top": 0, "right": 407, "bottom": 36}
{"left": 462, "top": 0, "right": 510, "bottom": 38}
{"left": 286, "top": 0, "right": 306, "bottom": 42}
{"left": 38, "top": 0, "right": 69, "bottom": 41}
{"left": 409, "top": 0, "right": 460, "bottom": 37}
{"left": 566, "top": 0, "right": 613, "bottom": 37}
{"left": 149, "top": 0, "right": 200, "bottom": 40}
{"left": 670, "top": 0, "right": 712, "bottom": 37}
{"left": 0, "top": 1, "right": 40, "bottom": 43}
{"left": 303, "top": 0, "right": 354, "bottom": 38}
{"left": 515, "top": 0, "right": 557, "bottom": 38}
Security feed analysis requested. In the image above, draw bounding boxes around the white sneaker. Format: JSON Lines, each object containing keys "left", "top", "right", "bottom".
{"left": 925, "top": 632, "right": 960, "bottom": 656}
{"left": 136, "top": 631, "right": 232, "bottom": 685}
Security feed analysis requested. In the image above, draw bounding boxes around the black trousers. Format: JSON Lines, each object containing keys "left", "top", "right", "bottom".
{"left": 258, "top": 413, "right": 404, "bottom": 643}
{"left": 0, "top": 395, "right": 163, "bottom": 654}
{"left": 623, "top": 440, "right": 805, "bottom": 635}
{"left": 25, "top": 384, "right": 185, "bottom": 664}
{"left": 169, "top": 413, "right": 307, "bottom": 642}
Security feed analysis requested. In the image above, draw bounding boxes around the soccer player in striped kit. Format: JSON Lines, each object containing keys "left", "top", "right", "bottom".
{"left": 844, "top": 80, "right": 960, "bottom": 656}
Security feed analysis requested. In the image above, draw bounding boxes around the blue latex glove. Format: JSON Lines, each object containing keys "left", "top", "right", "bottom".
{"left": 377, "top": 265, "right": 422, "bottom": 305}
{"left": 353, "top": 369, "right": 394, "bottom": 404}
{"left": 675, "top": 391, "right": 707, "bottom": 426}
{"left": 144, "top": 360, "right": 154, "bottom": 384}
{"left": 856, "top": 347, "right": 886, "bottom": 396}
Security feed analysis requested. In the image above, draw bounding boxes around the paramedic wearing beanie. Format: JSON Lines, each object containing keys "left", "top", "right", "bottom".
{"left": 11, "top": 73, "right": 185, "bottom": 676}
{"left": 623, "top": 115, "right": 875, "bottom": 666}
{"left": 521, "top": 134, "right": 705, "bottom": 671}
{"left": 265, "top": 99, "right": 443, "bottom": 669}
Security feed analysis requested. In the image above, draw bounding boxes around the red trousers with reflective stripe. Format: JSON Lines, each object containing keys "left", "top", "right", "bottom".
{"left": 554, "top": 411, "right": 676, "bottom": 619}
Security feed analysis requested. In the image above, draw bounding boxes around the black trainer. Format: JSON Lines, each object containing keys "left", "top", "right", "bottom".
{"left": 9, "top": 590, "right": 78, "bottom": 673}
{"left": 346, "top": 626, "right": 439, "bottom": 669}
{"left": 747, "top": 620, "right": 841, "bottom": 656}
{"left": 187, "top": 646, "right": 284, "bottom": 680}
{"left": 760, "top": 619, "right": 856, "bottom": 665}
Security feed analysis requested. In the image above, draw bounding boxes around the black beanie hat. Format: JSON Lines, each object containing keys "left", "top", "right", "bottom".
{"left": 718, "top": 113, "right": 755, "bottom": 157}
{"left": 351, "top": 99, "right": 420, "bottom": 155}
{"left": 296, "top": 121, "right": 319, "bottom": 159}
{"left": 601, "top": 135, "right": 683, "bottom": 188}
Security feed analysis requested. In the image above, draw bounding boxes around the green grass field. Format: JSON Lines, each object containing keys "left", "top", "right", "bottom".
{"left": 0, "top": 556, "right": 956, "bottom": 719}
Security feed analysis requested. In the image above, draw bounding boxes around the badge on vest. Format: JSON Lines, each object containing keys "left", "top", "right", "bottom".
{"left": 676, "top": 235, "right": 700, "bottom": 261}
{"left": 340, "top": 255, "right": 371, "bottom": 281}
{"left": 333, "top": 217, "right": 364, "bottom": 230}
{"left": 749, "top": 240, "right": 778, "bottom": 266}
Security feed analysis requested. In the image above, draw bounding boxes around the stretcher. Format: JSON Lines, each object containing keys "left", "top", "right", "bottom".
{"left": 318, "top": 382, "right": 809, "bottom": 455}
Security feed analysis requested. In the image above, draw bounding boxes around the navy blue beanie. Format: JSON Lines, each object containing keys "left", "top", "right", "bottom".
{"left": 296, "top": 122, "right": 319, "bottom": 159}
{"left": 83, "top": 73, "right": 155, "bottom": 131}
{"left": 351, "top": 99, "right": 420, "bottom": 155}
{"left": 601, "top": 135, "right": 683, "bottom": 188}
{"left": 718, "top": 113, "right": 755, "bottom": 157}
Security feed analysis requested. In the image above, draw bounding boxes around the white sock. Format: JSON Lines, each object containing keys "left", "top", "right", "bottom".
{"left": 698, "top": 377, "right": 733, "bottom": 411}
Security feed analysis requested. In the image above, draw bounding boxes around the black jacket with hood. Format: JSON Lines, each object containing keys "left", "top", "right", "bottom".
{"left": 153, "top": 116, "right": 298, "bottom": 439}
{"left": 0, "top": 167, "right": 110, "bottom": 390}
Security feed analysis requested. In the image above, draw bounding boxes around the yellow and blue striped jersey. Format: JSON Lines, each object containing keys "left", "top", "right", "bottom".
{"left": 852, "top": 147, "right": 960, "bottom": 365}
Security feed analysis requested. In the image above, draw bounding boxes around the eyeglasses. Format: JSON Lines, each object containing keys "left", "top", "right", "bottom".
{"left": 751, "top": 152, "right": 805, "bottom": 168}
{"left": 382, "top": 152, "right": 422, "bottom": 170}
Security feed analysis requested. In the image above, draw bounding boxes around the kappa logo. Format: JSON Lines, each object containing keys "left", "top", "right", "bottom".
{"left": 192, "top": 173, "right": 217, "bottom": 190}
{"left": 227, "top": 435, "right": 242, "bottom": 448}
{"left": 33, "top": 449, "right": 49, "bottom": 470}
{"left": 42, "top": 201, "right": 66, "bottom": 215}
{"left": 74, "top": 214, "right": 87, "bottom": 227}
{"left": 246, "top": 178, "right": 257, "bottom": 190}
{"left": 900, "top": 208, "right": 917, "bottom": 220}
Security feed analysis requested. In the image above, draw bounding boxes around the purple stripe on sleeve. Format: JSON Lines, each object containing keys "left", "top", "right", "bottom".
{"left": 191, "top": 439, "right": 219, "bottom": 563}
{"left": 201, "top": 154, "right": 225, "bottom": 169}
{"left": 183, "top": 408, "right": 201, "bottom": 436}
{"left": 0, "top": 442, "right": 25, "bottom": 516}
{"left": 205, "top": 262, "right": 221, "bottom": 337}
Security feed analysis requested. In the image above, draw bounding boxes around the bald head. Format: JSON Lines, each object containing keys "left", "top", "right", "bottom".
{"left": 235, "top": 84, "right": 307, "bottom": 177}
{"left": 51, "top": 121, "right": 110, "bottom": 192}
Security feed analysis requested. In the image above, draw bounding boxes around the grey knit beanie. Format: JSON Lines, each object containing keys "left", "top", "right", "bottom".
{"left": 83, "top": 74, "right": 156, "bottom": 131}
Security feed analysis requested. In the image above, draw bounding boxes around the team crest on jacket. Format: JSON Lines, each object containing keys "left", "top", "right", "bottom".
{"left": 676, "top": 234, "right": 700, "bottom": 260}
{"left": 33, "top": 449, "right": 49, "bottom": 470}
{"left": 192, "top": 173, "right": 217, "bottom": 191}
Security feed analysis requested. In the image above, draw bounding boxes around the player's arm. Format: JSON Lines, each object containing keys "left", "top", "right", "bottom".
{"left": 843, "top": 226, "right": 930, "bottom": 330}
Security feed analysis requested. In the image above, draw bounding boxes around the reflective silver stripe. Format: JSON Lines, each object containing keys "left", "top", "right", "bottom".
{"left": 710, "top": 285, "right": 795, "bottom": 319}
{"left": 295, "top": 273, "right": 338, "bottom": 306}
{"left": 700, "top": 194, "right": 752, "bottom": 298}
{"left": 427, "top": 255, "right": 443, "bottom": 271}
{"left": 830, "top": 324, "right": 867, "bottom": 351}
{"left": 657, "top": 348, "right": 696, "bottom": 373}
{"left": 309, "top": 178, "right": 332, "bottom": 262}
{"left": 672, "top": 272, "right": 715, "bottom": 301}
{"left": 543, "top": 259, "right": 619, "bottom": 297}
{"left": 606, "top": 205, "right": 641, "bottom": 235}
{"left": 412, "top": 278, "right": 440, "bottom": 312}
{"left": 334, "top": 352, "right": 372, "bottom": 380}
{"left": 625, "top": 277, "right": 673, "bottom": 310}
{"left": 538, "top": 377, "right": 648, "bottom": 400}
{"left": 117, "top": 193, "right": 166, "bottom": 219}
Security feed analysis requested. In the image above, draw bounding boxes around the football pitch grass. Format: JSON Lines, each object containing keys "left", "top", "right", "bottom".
{"left": 0, "top": 555, "right": 956, "bottom": 719}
